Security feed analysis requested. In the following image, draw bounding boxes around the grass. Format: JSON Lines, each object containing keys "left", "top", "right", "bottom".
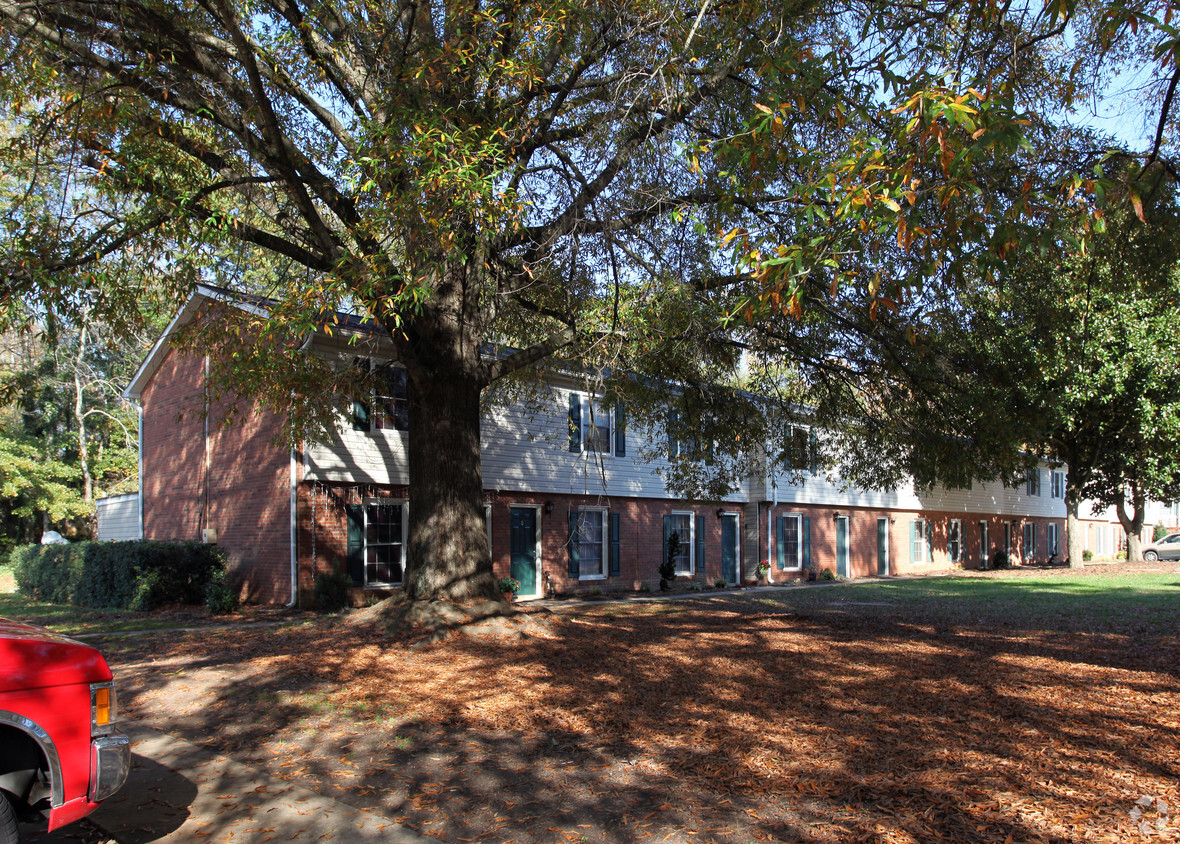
{"left": 747, "top": 572, "right": 1180, "bottom": 637}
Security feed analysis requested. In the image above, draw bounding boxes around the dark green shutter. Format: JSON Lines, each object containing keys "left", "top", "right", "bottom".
{"left": 567, "top": 511, "right": 580, "bottom": 575}
{"left": 663, "top": 515, "right": 673, "bottom": 571}
{"left": 614, "top": 404, "right": 626, "bottom": 456}
{"left": 695, "top": 514, "right": 705, "bottom": 573}
{"left": 352, "top": 401, "right": 371, "bottom": 432}
{"left": 667, "top": 407, "right": 679, "bottom": 459}
{"left": 608, "top": 513, "right": 621, "bottom": 577}
{"left": 802, "top": 516, "right": 812, "bottom": 568}
{"left": 345, "top": 504, "right": 364, "bottom": 585}
{"left": 808, "top": 430, "right": 819, "bottom": 472}
{"left": 776, "top": 516, "right": 785, "bottom": 569}
{"left": 568, "top": 394, "right": 582, "bottom": 452}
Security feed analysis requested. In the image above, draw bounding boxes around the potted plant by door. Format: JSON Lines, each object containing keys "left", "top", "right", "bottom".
{"left": 755, "top": 560, "right": 771, "bottom": 585}
{"left": 497, "top": 576, "right": 521, "bottom": 602}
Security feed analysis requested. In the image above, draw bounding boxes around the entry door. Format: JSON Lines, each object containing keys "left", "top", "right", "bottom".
{"left": 836, "top": 516, "right": 850, "bottom": 578}
{"left": 876, "top": 518, "right": 889, "bottom": 576}
{"left": 509, "top": 507, "right": 538, "bottom": 596}
{"left": 721, "top": 514, "right": 739, "bottom": 584}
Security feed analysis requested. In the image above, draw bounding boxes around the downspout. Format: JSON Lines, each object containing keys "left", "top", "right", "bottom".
{"left": 137, "top": 402, "right": 144, "bottom": 539}
{"left": 287, "top": 333, "right": 314, "bottom": 609}
{"left": 288, "top": 448, "right": 298, "bottom": 607}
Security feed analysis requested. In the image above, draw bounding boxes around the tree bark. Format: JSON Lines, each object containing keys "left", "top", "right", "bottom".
{"left": 1115, "top": 484, "right": 1146, "bottom": 561}
{"left": 396, "top": 254, "right": 500, "bottom": 605}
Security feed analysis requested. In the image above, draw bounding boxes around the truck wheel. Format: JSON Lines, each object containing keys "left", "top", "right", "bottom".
{"left": 0, "top": 792, "right": 21, "bottom": 844}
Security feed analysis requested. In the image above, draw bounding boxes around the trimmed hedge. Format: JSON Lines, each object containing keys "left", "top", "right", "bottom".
{"left": 11, "top": 541, "right": 229, "bottom": 611}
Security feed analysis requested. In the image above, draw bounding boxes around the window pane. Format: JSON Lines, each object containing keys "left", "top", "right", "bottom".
{"left": 584, "top": 401, "right": 611, "bottom": 453}
{"left": 578, "top": 511, "right": 605, "bottom": 576}
{"left": 783, "top": 518, "right": 799, "bottom": 566}
{"left": 670, "top": 514, "right": 692, "bottom": 573}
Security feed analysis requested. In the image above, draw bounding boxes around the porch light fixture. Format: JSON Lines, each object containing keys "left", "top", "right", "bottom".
{"left": 716, "top": 508, "right": 725, "bottom": 519}
{"left": 544, "top": 500, "right": 554, "bottom": 515}
{"left": 833, "top": 512, "right": 842, "bottom": 520}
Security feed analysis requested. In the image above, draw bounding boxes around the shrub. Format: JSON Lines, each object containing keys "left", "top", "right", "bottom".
{"left": 713, "top": 578, "right": 728, "bottom": 589}
{"left": 313, "top": 570, "right": 354, "bottom": 613}
{"left": 205, "top": 569, "right": 240, "bottom": 615}
{"left": 1154, "top": 524, "right": 1169, "bottom": 541}
{"left": 1083, "top": 549, "right": 1093, "bottom": 561}
{"left": 819, "top": 567, "right": 836, "bottom": 581}
{"left": 13, "top": 543, "right": 87, "bottom": 604}
{"left": 14, "top": 540, "right": 227, "bottom": 610}
{"left": 989, "top": 550, "right": 1009, "bottom": 570}
{"left": 638, "top": 582, "right": 652, "bottom": 593}
{"left": 496, "top": 575, "right": 521, "bottom": 594}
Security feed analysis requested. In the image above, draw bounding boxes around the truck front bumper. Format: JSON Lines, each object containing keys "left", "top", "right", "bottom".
{"left": 89, "top": 733, "right": 130, "bottom": 803}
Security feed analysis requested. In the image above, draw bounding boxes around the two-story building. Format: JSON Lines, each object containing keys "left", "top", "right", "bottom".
{"left": 123, "top": 285, "right": 1069, "bottom": 604}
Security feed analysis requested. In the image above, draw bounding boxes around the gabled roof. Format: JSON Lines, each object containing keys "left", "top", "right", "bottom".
{"left": 123, "top": 284, "right": 390, "bottom": 400}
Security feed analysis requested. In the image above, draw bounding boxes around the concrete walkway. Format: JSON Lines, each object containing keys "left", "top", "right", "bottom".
{"left": 89, "top": 723, "right": 431, "bottom": 844}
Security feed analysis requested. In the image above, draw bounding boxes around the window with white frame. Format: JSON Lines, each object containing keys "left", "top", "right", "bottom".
{"left": 666, "top": 511, "right": 694, "bottom": 575}
{"left": 1051, "top": 471, "right": 1065, "bottom": 499}
{"left": 583, "top": 398, "right": 613, "bottom": 454}
{"left": 1047, "top": 523, "right": 1059, "bottom": 556}
{"left": 911, "top": 519, "right": 932, "bottom": 563}
{"left": 574, "top": 509, "right": 607, "bottom": 578}
{"left": 364, "top": 500, "right": 406, "bottom": 586}
{"left": 571, "top": 394, "right": 624, "bottom": 457}
{"left": 1023, "top": 522, "right": 1037, "bottom": 558}
{"left": 948, "top": 519, "right": 963, "bottom": 564}
{"left": 352, "top": 360, "right": 409, "bottom": 432}
{"left": 778, "top": 514, "right": 802, "bottom": 569}
{"left": 1026, "top": 468, "right": 1041, "bottom": 497}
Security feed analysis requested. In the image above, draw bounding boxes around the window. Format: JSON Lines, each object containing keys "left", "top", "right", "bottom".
{"left": 777, "top": 514, "right": 802, "bottom": 569}
{"left": 570, "top": 394, "right": 625, "bottom": 456}
{"left": 372, "top": 367, "right": 409, "bottom": 431}
{"left": 785, "top": 426, "right": 818, "bottom": 472}
{"left": 352, "top": 361, "right": 409, "bottom": 432}
{"left": 364, "top": 500, "right": 406, "bottom": 586}
{"left": 911, "top": 519, "right": 932, "bottom": 564}
{"left": 1023, "top": 522, "right": 1037, "bottom": 558}
{"left": 1026, "top": 468, "right": 1041, "bottom": 497}
{"left": 666, "top": 512, "right": 694, "bottom": 575}
{"left": 1047, "top": 523, "right": 1059, "bottom": 556}
{"left": 948, "top": 519, "right": 962, "bottom": 564}
{"left": 583, "top": 398, "right": 612, "bottom": 454}
{"left": 574, "top": 509, "right": 607, "bottom": 578}
{"left": 1051, "top": 471, "right": 1065, "bottom": 499}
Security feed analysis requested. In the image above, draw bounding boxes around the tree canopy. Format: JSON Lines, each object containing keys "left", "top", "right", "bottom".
{"left": 1, "top": 0, "right": 1177, "bottom": 599}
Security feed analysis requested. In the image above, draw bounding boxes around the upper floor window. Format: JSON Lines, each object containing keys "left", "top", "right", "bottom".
{"left": 1026, "top": 468, "right": 1041, "bottom": 497}
{"left": 1051, "top": 470, "right": 1065, "bottom": 499}
{"left": 352, "top": 360, "right": 409, "bottom": 433}
{"left": 784, "top": 426, "right": 818, "bottom": 472}
{"left": 569, "top": 393, "right": 625, "bottom": 457}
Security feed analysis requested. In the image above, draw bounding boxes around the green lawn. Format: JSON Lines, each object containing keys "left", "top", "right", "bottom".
{"left": 748, "top": 572, "right": 1180, "bottom": 637}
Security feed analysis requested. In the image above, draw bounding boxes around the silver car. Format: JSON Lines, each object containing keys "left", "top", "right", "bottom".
{"left": 1143, "top": 533, "right": 1180, "bottom": 561}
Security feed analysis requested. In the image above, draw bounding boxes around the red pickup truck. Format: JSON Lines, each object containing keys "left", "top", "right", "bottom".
{"left": 0, "top": 619, "right": 130, "bottom": 840}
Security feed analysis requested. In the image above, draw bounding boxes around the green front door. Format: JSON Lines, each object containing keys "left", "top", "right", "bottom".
{"left": 721, "top": 514, "right": 738, "bottom": 584}
{"left": 510, "top": 507, "right": 538, "bottom": 596}
{"left": 836, "top": 516, "right": 849, "bottom": 578}
{"left": 877, "top": 518, "right": 889, "bottom": 576}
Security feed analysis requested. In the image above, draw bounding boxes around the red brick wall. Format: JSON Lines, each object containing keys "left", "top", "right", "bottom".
{"left": 141, "top": 346, "right": 293, "bottom": 603}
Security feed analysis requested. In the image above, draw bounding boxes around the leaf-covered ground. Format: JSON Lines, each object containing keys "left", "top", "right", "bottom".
{"left": 99, "top": 563, "right": 1180, "bottom": 843}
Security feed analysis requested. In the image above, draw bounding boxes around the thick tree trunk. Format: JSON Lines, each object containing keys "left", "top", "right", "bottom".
{"left": 396, "top": 254, "right": 500, "bottom": 605}
{"left": 1116, "top": 485, "right": 1146, "bottom": 561}
{"left": 402, "top": 362, "right": 498, "bottom": 602}
{"left": 1065, "top": 498, "right": 1085, "bottom": 568}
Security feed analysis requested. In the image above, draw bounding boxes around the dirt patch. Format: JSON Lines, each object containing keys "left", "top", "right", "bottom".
{"left": 99, "top": 576, "right": 1180, "bottom": 844}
